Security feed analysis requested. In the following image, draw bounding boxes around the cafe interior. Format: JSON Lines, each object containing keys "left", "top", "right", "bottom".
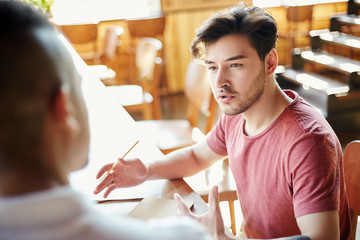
{"left": 40, "top": 0, "right": 360, "bottom": 238}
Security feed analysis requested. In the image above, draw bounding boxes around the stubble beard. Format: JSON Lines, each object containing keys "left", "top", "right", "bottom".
{"left": 221, "top": 68, "right": 266, "bottom": 116}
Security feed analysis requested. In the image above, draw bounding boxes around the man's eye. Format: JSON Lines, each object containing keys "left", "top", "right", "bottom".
{"left": 208, "top": 66, "right": 217, "bottom": 71}
{"left": 230, "top": 63, "right": 242, "bottom": 68}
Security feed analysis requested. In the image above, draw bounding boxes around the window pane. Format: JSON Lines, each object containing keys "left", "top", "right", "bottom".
{"left": 52, "top": 0, "right": 161, "bottom": 24}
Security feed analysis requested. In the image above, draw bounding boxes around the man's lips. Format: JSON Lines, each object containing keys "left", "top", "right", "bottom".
{"left": 217, "top": 93, "right": 235, "bottom": 104}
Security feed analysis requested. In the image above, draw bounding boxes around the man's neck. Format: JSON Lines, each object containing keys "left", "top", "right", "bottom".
{"left": 242, "top": 84, "right": 292, "bottom": 136}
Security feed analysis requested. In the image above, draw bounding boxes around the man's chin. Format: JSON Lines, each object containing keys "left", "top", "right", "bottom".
{"left": 221, "top": 106, "right": 243, "bottom": 116}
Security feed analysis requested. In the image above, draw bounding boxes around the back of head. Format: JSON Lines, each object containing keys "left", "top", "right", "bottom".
{"left": 191, "top": 3, "right": 278, "bottom": 62}
{"left": 0, "top": 1, "right": 69, "bottom": 171}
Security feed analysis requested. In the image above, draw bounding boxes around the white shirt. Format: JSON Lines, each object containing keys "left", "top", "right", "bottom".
{"left": 0, "top": 186, "right": 211, "bottom": 240}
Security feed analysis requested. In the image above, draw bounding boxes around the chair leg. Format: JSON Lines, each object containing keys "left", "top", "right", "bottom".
{"left": 152, "top": 96, "right": 162, "bottom": 120}
{"left": 229, "top": 200, "right": 236, "bottom": 235}
{"left": 143, "top": 104, "right": 153, "bottom": 120}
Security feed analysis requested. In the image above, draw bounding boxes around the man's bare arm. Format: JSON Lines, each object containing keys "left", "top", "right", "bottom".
{"left": 296, "top": 210, "right": 339, "bottom": 240}
{"left": 147, "top": 138, "right": 226, "bottom": 180}
{"left": 94, "top": 137, "right": 225, "bottom": 197}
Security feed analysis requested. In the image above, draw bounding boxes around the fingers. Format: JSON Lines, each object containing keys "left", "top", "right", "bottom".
{"left": 103, "top": 184, "right": 117, "bottom": 198}
{"left": 209, "top": 185, "right": 226, "bottom": 236}
{"left": 93, "top": 173, "right": 113, "bottom": 195}
{"left": 94, "top": 158, "right": 145, "bottom": 197}
{"left": 209, "top": 185, "right": 220, "bottom": 212}
{"left": 95, "top": 163, "right": 114, "bottom": 179}
{"left": 118, "top": 158, "right": 130, "bottom": 165}
{"left": 174, "top": 193, "right": 193, "bottom": 217}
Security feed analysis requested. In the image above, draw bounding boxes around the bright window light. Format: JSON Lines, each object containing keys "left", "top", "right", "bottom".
{"left": 52, "top": 0, "right": 161, "bottom": 24}
{"left": 315, "top": 55, "right": 334, "bottom": 65}
{"left": 320, "top": 33, "right": 334, "bottom": 41}
{"left": 301, "top": 51, "right": 315, "bottom": 61}
{"left": 339, "top": 63, "right": 360, "bottom": 72}
{"left": 296, "top": 73, "right": 329, "bottom": 90}
{"left": 345, "top": 39, "right": 360, "bottom": 49}
{"left": 327, "top": 86, "right": 349, "bottom": 95}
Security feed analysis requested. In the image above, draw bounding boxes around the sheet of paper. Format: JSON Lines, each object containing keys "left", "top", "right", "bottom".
{"left": 127, "top": 198, "right": 193, "bottom": 220}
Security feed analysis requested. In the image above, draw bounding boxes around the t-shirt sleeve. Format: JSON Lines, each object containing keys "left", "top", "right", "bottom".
{"left": 288, "top": 132, "right": 341, "bottom": 218}
{"left": 206, "top": 114, "right": 228, "bottom": 156}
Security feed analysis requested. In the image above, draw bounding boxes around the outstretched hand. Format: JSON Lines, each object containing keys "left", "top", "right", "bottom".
{"left": 174, "top": 185, "right": 228, "bottom": 240}
{"left": 93, "top": 158, "right": 148, "bottom": 198}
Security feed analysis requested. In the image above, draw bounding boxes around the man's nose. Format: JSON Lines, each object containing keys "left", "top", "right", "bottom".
{"left": 215, "top": 67, "right": 230, "bottom": 88}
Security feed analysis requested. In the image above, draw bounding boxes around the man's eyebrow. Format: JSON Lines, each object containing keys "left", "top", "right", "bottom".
{"left": 226, "top": 55, "right": 246, "bottom": 61}
{"left": 204, "top": 55, "right": 247, "bottom": 65}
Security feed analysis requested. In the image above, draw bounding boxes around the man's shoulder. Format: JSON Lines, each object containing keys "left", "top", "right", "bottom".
{"left": 285, "top": 96, "right": 335, "bottom": 136}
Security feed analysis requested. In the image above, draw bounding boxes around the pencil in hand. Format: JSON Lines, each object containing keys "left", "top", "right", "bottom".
{"left": 98, "top": 140, "right": 139, "bottom": 182}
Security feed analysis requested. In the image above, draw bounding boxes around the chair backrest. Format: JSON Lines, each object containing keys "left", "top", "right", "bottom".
{"left": 135, "top": 37, "right": 163, "bottom": 93}
{"left": 60, "top": 23, "right": 98, "bottom": 45}
{"left": 103, "top": 26, "right": 124, "bottom": 61}
{"left": 344, "top": 140, "right": 360, "bottom": 240}
{"left": 126, "top": 15, "right": 166, "bottom": 39}
{"left": 184, "top": 61, "right": 217, "bottom": 133}
{"left": 126, "top": 15, "right": 166, "bottom": 90}
{"left": 60, "top": 23, "right": 99, "bottom": 63}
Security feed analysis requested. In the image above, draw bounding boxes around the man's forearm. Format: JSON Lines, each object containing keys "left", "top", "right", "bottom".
{"left": 146, "top": 145, "right": 208, "bottom": 180}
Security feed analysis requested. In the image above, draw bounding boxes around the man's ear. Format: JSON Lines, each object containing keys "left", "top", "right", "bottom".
{"left": 51, "top": 85, "right": 79, "bottom": 134}
{"left": 265, "top": 48, "right": 278, "bottom": 76}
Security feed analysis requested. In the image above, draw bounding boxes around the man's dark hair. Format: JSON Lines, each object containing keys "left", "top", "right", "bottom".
{"left": 0, "top": 1, "right": 52, "bottom": 34}
{"left": 0, "top": 1, "right": 67, "bottom": 171}
{"left": 191, "top": 3, "right": 278, "bottom": 61}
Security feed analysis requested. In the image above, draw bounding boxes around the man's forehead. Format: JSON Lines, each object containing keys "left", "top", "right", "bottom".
{"left": 204, "top": 35, "right": 256, "bottom": 63}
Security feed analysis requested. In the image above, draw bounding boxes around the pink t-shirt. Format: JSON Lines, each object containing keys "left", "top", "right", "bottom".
{"left": 207, "top": 90, "right": 350, "bottom": 239}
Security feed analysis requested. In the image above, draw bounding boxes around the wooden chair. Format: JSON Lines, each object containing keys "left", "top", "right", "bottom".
{"left": 88, "top": 26, "right": 124, "bottom": 82}
{"left": 280, "top": 5, "right": 314, "bottom": 65}
{"left": 105, "top": 37, "right": 163, "bottom": 120}
{"left": 135, "top": 60, "right": 217, "bottom": 154}
{"left": 60, "top": 23, "right": 101, "bottom": 64}
{"left": 126, "top": 15, "right": 167, "bottom": 92}
{"left": 126, "top": 14, "right": 166, "bottom": 40}
{"left": 344, "top": 140, "right": 360, "bottom": 240}
{"left": 101, "top": 26, "right": 124, "bottom": 65}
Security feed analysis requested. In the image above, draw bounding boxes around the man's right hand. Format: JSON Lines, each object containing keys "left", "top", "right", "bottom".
{"left": 93, "top": 158, "right": 148, "bottom": 198}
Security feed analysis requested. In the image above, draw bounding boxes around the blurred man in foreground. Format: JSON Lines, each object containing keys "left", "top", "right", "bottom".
{"left": 0, "top": 1, "right": 212, "bottom": 239}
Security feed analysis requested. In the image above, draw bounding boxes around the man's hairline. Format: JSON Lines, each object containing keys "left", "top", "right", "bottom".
{"left": 199, "top": 33, "right": 270, "bottom": 64}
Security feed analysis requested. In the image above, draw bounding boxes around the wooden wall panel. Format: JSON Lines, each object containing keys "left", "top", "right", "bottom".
{"left": 163, "top": 9, "right": 222, "bottom": 92}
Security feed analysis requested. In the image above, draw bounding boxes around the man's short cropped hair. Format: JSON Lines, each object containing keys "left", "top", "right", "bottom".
{"left": 0, "top": 1, "right": 67, "bottom": 170}
{"left": 191, "top": 3, "right": 278, "bottom": 61}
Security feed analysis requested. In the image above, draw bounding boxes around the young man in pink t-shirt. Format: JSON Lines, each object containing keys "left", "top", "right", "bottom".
{"left": 95, "top": 3, "right": 351, "bottom": 240}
